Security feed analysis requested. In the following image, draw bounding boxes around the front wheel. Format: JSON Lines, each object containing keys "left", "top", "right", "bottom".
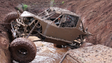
{"left": 10, "top": 38, "right": 37, "bottom": 62}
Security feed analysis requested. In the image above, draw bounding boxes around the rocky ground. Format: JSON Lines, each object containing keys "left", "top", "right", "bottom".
{"left": 13, "top": 36, "right": 69, "bottom": 63}
{"left": 29, "top": 36, "right": 69, "bottom": 63}
{"left": 64, "top": 45, "right": 112, "bottom": 63}
{"left": 0, "top": 0, "right": 112, "bottom": 63}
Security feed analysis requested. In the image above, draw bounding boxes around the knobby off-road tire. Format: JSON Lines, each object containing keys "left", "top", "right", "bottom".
{"left": 4, "top": 12, "right": 19, "bottom": 23}
{"left": 4, "top": 12, "right": 19, "bottom": 30}
{"left": 10, "top": 38, "right": 37, "bottom": 62}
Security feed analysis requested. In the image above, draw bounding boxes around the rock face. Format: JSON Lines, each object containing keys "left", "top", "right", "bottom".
{"left": 0, "top": 0, "right": 112, "bottom": 62}
{"left": 61, "top": 0, "right": 112, "bottom": 47}
{"left": 62, "top": 45, "right": 112, "bottom": 63}
{"left": 0, "top": 25, "right": 11, "bottom": 63}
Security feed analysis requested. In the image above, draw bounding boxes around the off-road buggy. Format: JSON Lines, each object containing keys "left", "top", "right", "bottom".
{"left": 4, "top": 7, "right": 90, "bottom": 62}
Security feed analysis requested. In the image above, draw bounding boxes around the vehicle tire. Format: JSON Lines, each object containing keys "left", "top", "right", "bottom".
{"left": 10, "top": 38, "right": 37, "bottom": 62}
{"left": 4, "top": 12, "right": 19, "bottom": 23}
{"left": 4, "top": 12, "right": 19, "bottom": 30}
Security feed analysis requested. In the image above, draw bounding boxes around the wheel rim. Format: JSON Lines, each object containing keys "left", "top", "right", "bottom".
{"left": 18, "top": 48, "right": 28, "bottom": 55}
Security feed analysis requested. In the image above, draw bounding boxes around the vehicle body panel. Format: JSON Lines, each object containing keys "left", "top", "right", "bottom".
{"left": 19, "top": 7, "right": 88, "bottom": 45}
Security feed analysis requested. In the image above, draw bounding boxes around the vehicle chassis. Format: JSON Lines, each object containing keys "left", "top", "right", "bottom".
{"left": 11, "top": 7, "right": 89, "bottom": 48}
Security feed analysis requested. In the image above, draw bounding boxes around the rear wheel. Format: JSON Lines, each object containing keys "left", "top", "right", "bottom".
{"left": 4, "top": 12, "right": 19, "bottom": 23}
{"left": 4, "top": 12, "right": 19, "bottom": 30}
{"left": 10, "top": 38, "right": 36, "bottom": 62}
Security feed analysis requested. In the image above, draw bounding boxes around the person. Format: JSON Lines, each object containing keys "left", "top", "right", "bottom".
{"left": 60, "top": 15, "right": 77, "bottom": 27}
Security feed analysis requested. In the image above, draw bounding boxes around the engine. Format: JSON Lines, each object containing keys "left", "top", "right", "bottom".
{"left": 11, "top": 17, "right": 42, "bottom": 38}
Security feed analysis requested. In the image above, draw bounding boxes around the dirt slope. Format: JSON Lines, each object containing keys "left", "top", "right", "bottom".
{"left": 0, "top": 0, "right": 112, "bottom": 63}
{"left": 0, "top": 25, "right": 11, "bottom": 63}
{"left": 0, "top": 0, "right": 112, "bottom": 47}
{"left": 61, "top": 0, "right": 112, "bottom": 47}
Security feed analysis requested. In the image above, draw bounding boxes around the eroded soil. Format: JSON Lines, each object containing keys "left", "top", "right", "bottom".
{"left": 0, "top": 0, "right": 112, "bottom": 63}
{"left": 0, "top": 0, "right": 112, "bottom": 47}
